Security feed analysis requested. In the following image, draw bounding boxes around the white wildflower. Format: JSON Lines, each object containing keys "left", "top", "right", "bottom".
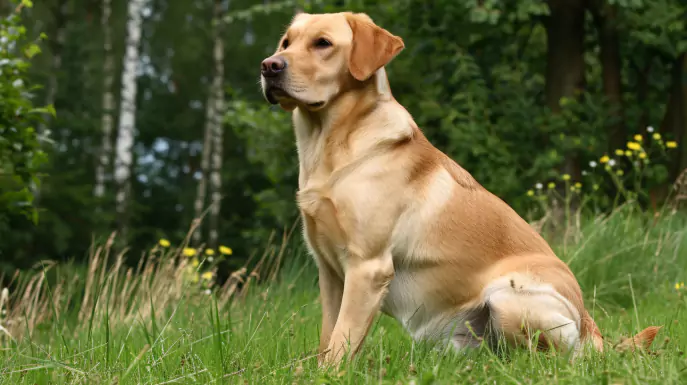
{"left": 589, "top": 161, "right": 597, "bottom": 168}
{"left": 535, "top": 183, "right": 543, "bottom": 190}
{"left": 608, "top": 159, "right": 616, "bottom": 167}
{"left": 647, "top": 126, "right": 654, "bottom": 133}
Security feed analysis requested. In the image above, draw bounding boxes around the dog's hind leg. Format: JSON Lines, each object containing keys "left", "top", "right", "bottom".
{"left": 483, "top": 274, "right": 583, "bottom": 355}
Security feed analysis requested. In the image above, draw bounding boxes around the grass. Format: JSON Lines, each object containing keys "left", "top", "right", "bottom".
{"left": 1, "top": 205, "right": 687, "bottom": 384}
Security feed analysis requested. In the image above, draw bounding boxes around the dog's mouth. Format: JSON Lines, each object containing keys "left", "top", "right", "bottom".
{"left": 265, "top": 86, "right": 324, "bottom": 110}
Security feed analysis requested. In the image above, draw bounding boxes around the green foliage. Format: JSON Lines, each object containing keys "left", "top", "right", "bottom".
{"left": 0, "top": 0, "right": 686, "bottom": 274}
{"left": 0, "top": 2, "right": 52, "bottom": 224}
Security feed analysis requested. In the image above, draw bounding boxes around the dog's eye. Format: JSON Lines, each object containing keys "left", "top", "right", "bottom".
{"left": 282, "top": 39, "right": 289, "bottom": 49}
{"left": 314, "top": 38, "right": 332, "bottom": 48}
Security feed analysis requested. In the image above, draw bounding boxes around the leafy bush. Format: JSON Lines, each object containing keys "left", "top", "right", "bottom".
{"left": 0, "top": 0, "right": 53, "bottom": 224}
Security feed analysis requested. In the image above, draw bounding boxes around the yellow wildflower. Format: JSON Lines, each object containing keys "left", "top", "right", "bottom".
{"left": 182, "top": 247, "right": 196, "bottom": 257}
{"left": 627, "top": 142, "right": 641, "bottom": 151}
{"left": 667, "top": 141, "right": 678, "bottom": 149}
{"left": 616, "top": 169, "right": 624, "bottom": 176}
{"left": 634, "top": 134, "right": 643, "bottom": 142}
{"left": 625, "top": 150, "right": 632, "bottom": 157}
{"left": 158, "top": 239, "right": 171, "bottom": 247}
{"left": 191, "top": 258, "right": 200, "bottom": 267}
{"left": 600, "top": 155, "right": 610, "bottom": 164}
{"left": 219, "top": 245, "right": 233, "bottom": 255}
{"left": 614, "top": 149, "right": 624, "bottom": 156}
{"left": 639, "top": 152, "right": 647, "bottom": 159}
{"left": 547, "top": 182, "right": 556, "bottom": 190}
{"left": 676, "top": 282, "right": 684, "bottom": 290}
{"left": 653, "top": 133, "right": 661, "bottom": 140}
{"left": 526, "top": 190, "right": 534, "bottom": 197}
{"left": 201, "top": 271, "right": 213, "bottom": 281}
{"left": 205, "top": 248, "right": 215, "bottom": 256}
{"left": 574, "top": 182, "right": 582, "bottom": 189}
{"left": 562, "top": 174, "right": 571, "bottom": 181}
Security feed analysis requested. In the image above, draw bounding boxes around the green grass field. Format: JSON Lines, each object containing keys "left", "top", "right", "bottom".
{"left": 1, "top": 206, "right": 687, "bottom": 384}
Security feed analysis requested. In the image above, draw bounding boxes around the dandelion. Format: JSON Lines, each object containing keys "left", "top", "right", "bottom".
{"left": 653, "top": 133, "right": 661, "bottom": 140}
{"left": 625, "top": 150, "right": 632, "bottom": 157}
{"left": 574, "top": 182, "right": 582, "bottom": 189}
{"left": 639, "top": 152, "right": 647, "bottom": 159}
{"left": 616, "top": 169, "right": 624, "bottom": 176}
{"left": 527, "top": 190, "right": 534, "bottom": 197}
{"left": 562, "top": 174, "right": 571, "bottom": 181}
{"left": 599, "top": 155, "right": 609, "bottom": 164}
{"left": 548, "top": 182, "right": 556, "bottom": 189}
{"left": 182, "top": 248, "right": 196, "bottom": 257}
{"left": 614, "top": 149, "right": 624, "bottom": 156}
{"left": 205, "top": 249, "right": 215, "bottom": 256}
{"left": 201, "top": 271, "right": 213, "bottom": 281}
{"left": 535, "top": 183, "right": 543, "bottom": 190}
{"left": 647, "top": 126, "right": 655, "bottom": 133}
{"left": 667, "top": 141, "right": 677, "bottom": 149}
{"left": 627, "top": 142, "right": 641, "bottom": 151}
{"left": 675, "top": 282, "right": 685, "bottom": 290}
{"left": 219, "top": 245, "right": 233, "bottom": 255}
{"left": 589, "top": 161, "right": 598, "bottom": 168}
{"left": 192, "top": 258, "right": 200, "bottom": 268}
{"left": 158, "top": 239, "right": 171, "bottom": 248}
{"left": 634, "top": 134, "right": 643, "bottom": 142}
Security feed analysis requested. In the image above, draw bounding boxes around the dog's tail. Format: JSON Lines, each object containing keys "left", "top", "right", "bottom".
{"left": 580, "top": 311, "right": 661, "bottom": 353}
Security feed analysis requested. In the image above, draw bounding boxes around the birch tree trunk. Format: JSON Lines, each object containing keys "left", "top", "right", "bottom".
{"left": 94, "top": 0, "right": 115, "bottom": 199}
{"left": 208, "top": 0, "right": 226, "bottom": 249}
{"left": 191, "top": 49, "right": 217, "bottom": 243}
{"left": 114, "top": 0, "right": 145, "bottom": 240}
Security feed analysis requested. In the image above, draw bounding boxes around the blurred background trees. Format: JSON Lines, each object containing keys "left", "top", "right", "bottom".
{"left": 1, "top": 0, "right": 686, "bottom": 276}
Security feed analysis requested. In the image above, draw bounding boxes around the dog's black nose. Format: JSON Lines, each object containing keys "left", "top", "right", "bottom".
{"left": 261, "top": 56, "right": 287, "bottom": 77}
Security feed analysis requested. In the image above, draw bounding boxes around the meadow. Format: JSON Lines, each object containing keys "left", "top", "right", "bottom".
{"left": 1, "top": 202, "right": 687, "bottom": 385}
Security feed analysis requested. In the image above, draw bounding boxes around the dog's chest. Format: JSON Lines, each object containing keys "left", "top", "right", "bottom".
{"left": 298, "top": 186, "right": 349, "bottom": 277}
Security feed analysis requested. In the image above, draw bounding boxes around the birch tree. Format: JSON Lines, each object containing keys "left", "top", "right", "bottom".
{"left": 192, "top": 0, "right": 226, "bottom": 246}
{"left": 114, "top": 0, "right": 145, "bottom": 239}
{"left": 94, "top": 0, "right": 114, "bottom": 199}
{"left": 207, "top": 0, "right": 226, "bottom": 249}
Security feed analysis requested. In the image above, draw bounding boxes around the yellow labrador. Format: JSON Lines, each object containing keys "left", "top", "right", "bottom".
{"left": 259, "top": 11, "right": 658, "bottom": 366}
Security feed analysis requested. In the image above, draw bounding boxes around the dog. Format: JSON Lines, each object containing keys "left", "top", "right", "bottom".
{"left": 259, "top": 11, "right": 659, "bottom": 366}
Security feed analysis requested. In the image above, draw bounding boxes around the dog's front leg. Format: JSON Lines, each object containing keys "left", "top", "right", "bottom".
{"left": 317, "top": 261, "right": 343, "bottom": 360}
{"left": 323, "top": 252, "right": 394, "bottom": 367}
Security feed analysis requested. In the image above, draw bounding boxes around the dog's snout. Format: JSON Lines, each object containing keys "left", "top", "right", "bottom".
{"left": 261, "top": 56, "right": 287, "bottom": 77}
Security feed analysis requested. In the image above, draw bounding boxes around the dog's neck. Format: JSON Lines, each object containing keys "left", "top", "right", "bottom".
{"left": 292, "top": 67, "right": 411, "bottom": 189}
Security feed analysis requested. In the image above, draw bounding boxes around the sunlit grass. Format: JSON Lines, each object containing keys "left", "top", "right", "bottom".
{"left": 1, "top": 208, "right": 687, "bottom": 384}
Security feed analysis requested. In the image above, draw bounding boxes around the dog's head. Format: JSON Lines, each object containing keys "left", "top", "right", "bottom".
{"left": 260, "top": 12, "right": 404, "bottom": 111}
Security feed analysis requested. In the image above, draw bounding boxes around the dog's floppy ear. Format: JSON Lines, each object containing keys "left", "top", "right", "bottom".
{"left": 345, "top": 13, "right": 405, "bottom": 82}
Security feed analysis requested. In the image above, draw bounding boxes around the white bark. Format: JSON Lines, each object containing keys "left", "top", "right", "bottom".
{"left": 192, "top": 72, "right": 216, "bottom": 244}
{"left": 114, "top": 0, "right": 145, "bottom": 237}
{"left": 94, "top": 0, "right": 114, "bottom": 198}
{"left": 208, "top": 0, "right": 226, "bottom": 248}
